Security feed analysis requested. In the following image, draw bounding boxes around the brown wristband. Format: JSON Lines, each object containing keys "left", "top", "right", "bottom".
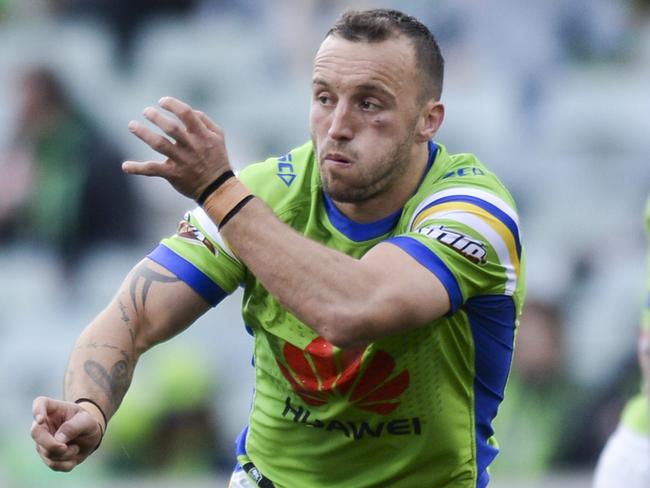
{"left": 201, "top": 177, "right": 252, "bottom": 226}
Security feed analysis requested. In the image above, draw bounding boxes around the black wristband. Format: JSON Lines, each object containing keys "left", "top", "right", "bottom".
{"left": 218, "top": 194, "right": 255, "bottom": 229}
{"left": 74, "top": 398, "right": 107, "bottom": 431}
{"left": 196, "top": 170, "right": 235, "bottom": 205}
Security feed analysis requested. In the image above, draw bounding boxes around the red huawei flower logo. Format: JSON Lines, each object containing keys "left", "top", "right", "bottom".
{"left": 277, "top": 337, "right": 410, "bottom": 415}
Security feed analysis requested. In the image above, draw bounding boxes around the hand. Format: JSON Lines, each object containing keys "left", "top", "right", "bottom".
{"left": 122, "top": 96, "right": 231, "bottom": 201}
{"left": 31, "top": 396, "right": 103, "bottom": 472}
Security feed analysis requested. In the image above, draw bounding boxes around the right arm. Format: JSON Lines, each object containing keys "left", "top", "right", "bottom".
{"left": 31, "top": 258, "right": 210, "bottom": 471}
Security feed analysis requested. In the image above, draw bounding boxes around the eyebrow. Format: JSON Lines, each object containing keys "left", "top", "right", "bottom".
{"left": 312, "top": 78, "right": 396, "bottom": 103}
{"left": 312, "top": 77, "right": 331, "bottom": 89}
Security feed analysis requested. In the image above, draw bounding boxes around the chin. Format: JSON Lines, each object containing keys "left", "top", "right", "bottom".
{"left": 324, "top": 186, "right": 373, "bottom": 203}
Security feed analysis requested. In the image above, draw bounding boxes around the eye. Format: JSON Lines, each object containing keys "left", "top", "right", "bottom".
{"left": 360, "top": 99, "right": 380, "bottom": 111}
{"left": 315, "top": 93, "right": 333, "bottom": 106}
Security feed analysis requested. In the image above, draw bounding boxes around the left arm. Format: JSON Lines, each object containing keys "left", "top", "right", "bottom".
{"left": 123, "top": 97, "right": 449, "bottom": 348}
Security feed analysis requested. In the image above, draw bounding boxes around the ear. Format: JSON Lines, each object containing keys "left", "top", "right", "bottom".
{"left": 414, "top": 100, "right": 444, "bottom": 143}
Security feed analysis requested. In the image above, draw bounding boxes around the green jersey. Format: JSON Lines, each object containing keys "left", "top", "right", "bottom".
{"left": 148, "top": 141, "right": 526, "bottom": 487}
{"left": 621, "top": 196, "right": 650, "bottom": 435}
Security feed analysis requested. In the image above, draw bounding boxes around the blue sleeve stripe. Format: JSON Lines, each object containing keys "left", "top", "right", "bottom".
{"left": 147, "top": 244, "right": 228, "bottom": 307}
{"left": 386, "top": 236, "right": 463, "bottom": 313}
{"left": 235, "top": 424, "right": 249, "bottom": 457}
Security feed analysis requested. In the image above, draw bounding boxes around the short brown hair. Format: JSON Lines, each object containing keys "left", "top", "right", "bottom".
{"left": 327, "top": 9, "right": 445, "bottom": 101}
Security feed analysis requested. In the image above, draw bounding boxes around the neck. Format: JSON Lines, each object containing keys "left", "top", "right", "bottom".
{"left": 330, "top": 142, "right": 431, "bottom": 223}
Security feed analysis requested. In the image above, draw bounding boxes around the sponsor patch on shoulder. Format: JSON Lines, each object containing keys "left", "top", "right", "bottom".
{"left": 176, "top": 218, "right": 217, "bottom": 255}
{"left": 418, "top": 224, "right": 487, "bottom": 264}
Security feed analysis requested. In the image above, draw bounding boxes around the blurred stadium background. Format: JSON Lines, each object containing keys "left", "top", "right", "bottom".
{"left": 1, "top": 0, "right": 649, "bottom": 487}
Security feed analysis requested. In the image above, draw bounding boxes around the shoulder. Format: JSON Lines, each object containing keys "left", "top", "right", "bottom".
{"left": 238, "top": 141, "right": 317, "bottom": 216}
{"left": 393, "top": 143, "right": 525, "bottom": 303}
{"left": 403, "top": 143, "right": 519, "bottom": 233}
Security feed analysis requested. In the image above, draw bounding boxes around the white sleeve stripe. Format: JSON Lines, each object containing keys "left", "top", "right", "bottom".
{"left": 410, "top": 187, "right": 519, "bottom": 230}
{"left": 192, "top": 207, "right": 238, "bottom": 260}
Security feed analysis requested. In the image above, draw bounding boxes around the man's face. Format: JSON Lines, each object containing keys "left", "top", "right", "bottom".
{"left": 310, "top": 35, "right": 425, "bottom": 203}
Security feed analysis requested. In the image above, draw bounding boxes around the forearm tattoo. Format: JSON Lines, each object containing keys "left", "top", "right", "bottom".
{"left": 69, "top": 263, "right": 179, "bottom": 410}
{"left": 129, "top": 262, "right": 179, "bottom": 313}
{"left": 84, "top": 359, "right": 131, "bottom": 413}
{"left": 118, "top": 299, "right": 136, "bottom": 346}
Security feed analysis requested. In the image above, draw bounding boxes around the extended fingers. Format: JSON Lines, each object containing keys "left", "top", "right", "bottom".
{"left": 159, "top": 96, "right": 205, "bottom": 134}
{"left": 122, "top": 158, "right": 173, "bottom": 178}
{"left": 128, "top": 120, "right": 180, "bottom": 160}
{"left": 195, "top": 110, "right": 223, "bottom": 135}
{"left": 126, "top": 97, "right": 232, "bottom": 199}
{"left": 143, "top": 106, "right": 188, "bottom": 143}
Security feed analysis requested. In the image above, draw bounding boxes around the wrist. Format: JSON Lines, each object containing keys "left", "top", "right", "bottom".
{"left": 196, "top": 170, "right": 235, "bottom": 205}
{"left": 74, "top": 398, "right": 107, "bottom": 441}
{"left": 201, "top": 176, "right": 253, "bottom": 228}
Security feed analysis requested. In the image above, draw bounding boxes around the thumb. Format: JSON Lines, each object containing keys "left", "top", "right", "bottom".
{"left": 54, "top": 422, "right": 76, "bottom": 444}
{"left": 54, "top": 412, "right": 94, "bottom": 445}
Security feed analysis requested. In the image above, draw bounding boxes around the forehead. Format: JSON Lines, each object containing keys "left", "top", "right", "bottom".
{"left": 312, "top": 35, "right": 417, "bottom": 94}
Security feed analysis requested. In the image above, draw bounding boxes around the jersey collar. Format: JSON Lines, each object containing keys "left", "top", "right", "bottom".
{"left": 323, "top": 140, "right": 438, "bottom": 242}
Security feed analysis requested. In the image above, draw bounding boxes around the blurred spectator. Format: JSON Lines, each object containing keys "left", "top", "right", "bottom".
{"left": 492, "top": 299, "right": 583, "bottom": 476}
{"left": 632, "top": 0, "right": 650, "bottom": 15}
{"left": 101, "top": 342, "right": 231, "bottom": 475}
{"left": 0, "top": 66, "right": 140, "bottom": 273}
{"left": 0, "top": 0, "right": 8, "bottom": 20}
{"left": 49, "top": 0, "right": 200, "bottom": 70}
{"left": 496, "top": 294, "right": 641, "bottom": 474}
{"left": 550, "top": 350, "right": 641, "bottom": 470}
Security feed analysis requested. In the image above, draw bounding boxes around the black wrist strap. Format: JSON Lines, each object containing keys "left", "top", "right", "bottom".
{"left": 196, "top": 170, "right": 235, "bottom": 205}
{"left": 75, "top": 397, "right": 107, "bottom": 442}
{"left": 218, "top": 194, "right": 255, "bottom": 229}
{"left": 74, "top": 398, "right": 108, "bottom": 430}
{"left": 75, "top": 398, "right": 107, "bottom": 451}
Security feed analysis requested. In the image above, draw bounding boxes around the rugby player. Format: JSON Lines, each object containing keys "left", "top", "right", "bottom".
{"left": 593, "top": 196, "right": 650, "bottom": 488}
{"left": 31, "top": 9, "right": 526, "bottom": 487}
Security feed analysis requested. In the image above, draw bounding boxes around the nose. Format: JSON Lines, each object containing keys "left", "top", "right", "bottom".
{"left": 327, "top": 102, "right": 354, "bottom": 141}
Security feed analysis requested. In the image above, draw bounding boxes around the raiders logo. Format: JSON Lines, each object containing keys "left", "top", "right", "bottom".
{"left": 176, "top": 219, "right": 217, "bottom": 255}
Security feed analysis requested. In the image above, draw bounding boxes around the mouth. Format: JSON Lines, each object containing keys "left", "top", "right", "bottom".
{"left": 323, "top": 152, "right": 352, "bottom": 165}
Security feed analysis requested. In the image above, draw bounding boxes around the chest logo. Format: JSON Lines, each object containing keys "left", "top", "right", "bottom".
{"left": 277, "top": 153, "right": 296, "bottom": 187}
{"left": 277, "top": 337, "right": 410, "bottom": 415}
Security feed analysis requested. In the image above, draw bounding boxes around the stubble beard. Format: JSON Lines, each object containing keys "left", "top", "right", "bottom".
{"left": 314, "top": 132, "right": 416, "bottom": 204}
